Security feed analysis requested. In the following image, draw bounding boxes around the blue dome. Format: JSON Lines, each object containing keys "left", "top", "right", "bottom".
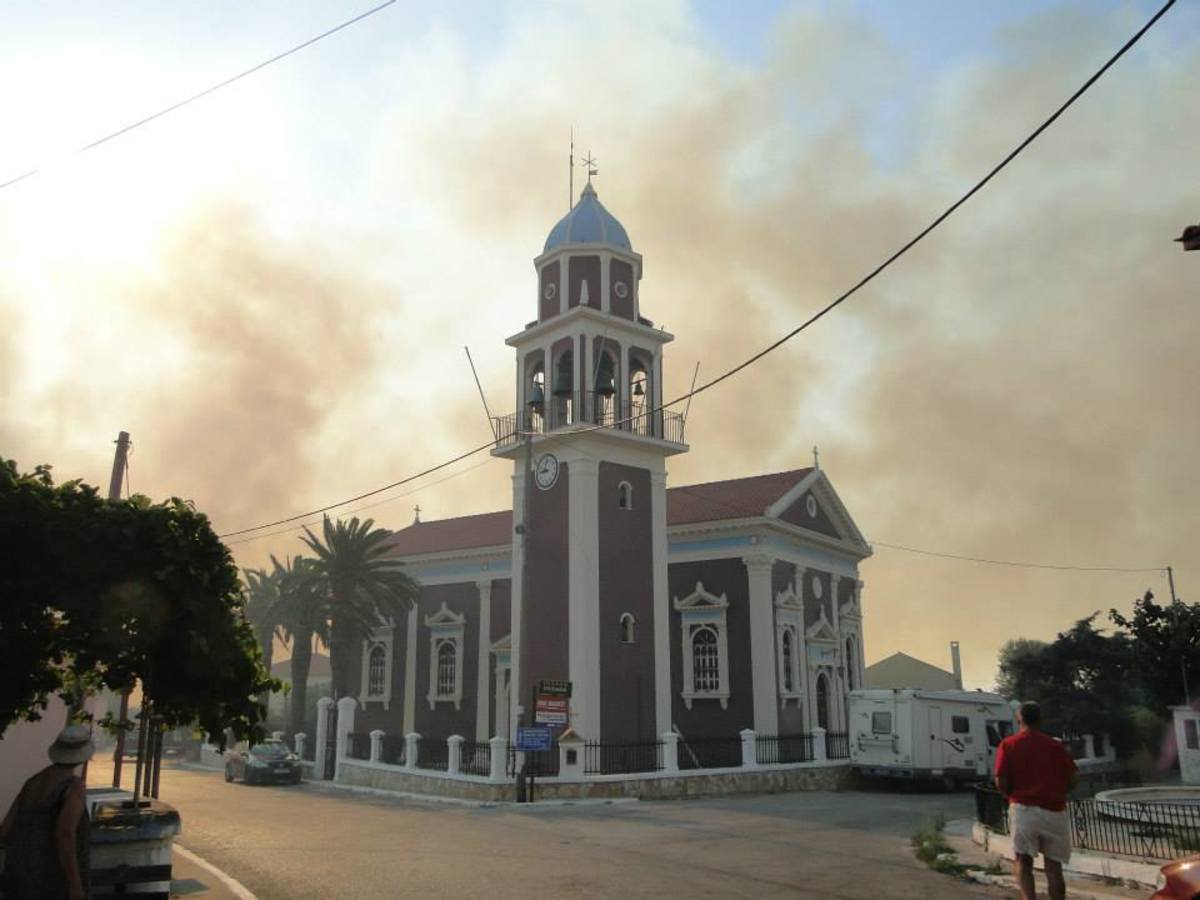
{"left": 543, "top": 183, "right": 632, "bottom": 253}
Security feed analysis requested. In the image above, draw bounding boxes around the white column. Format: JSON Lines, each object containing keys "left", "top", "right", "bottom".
{"left": 314, "top": 697, "right": 333, "bottom": 780}
{"left": 660, "top": 732, "right": 679, "bottom": 773}
{"left": 447, "top": 735, "right": 463, "bottom": 775}
{"left": 404, "top": 732, "right": 420, "bottom": 771}
{"left": 294, "top": 733, "right": 307, "bottom": 760}
{"left": 812, "top": 726, "right": 827, "bottom": 762}
{"left": 475, "top": 579, "right": 492, "bottom": 740}
{"left": 740, "top": 728, "right": 758, "bottom": 769}
{"left": 403, "top": 604, "right": 418, "bottom": 736}
{"left": 600, "top": 251, "right": 611, "bottom": 314}
{"left": 651, "top": 470, "right": 672, "bottom": 736}
{"left": 334, "top": 695, "right": 357, "bottom": 780}
{"left": 369, "top": 729, "right": 384, "bottom": 763}
{"left": 489, "top": 736, "right": 508, "bottom": 782}
{"left": 856, "top": 581, "right": 867, "bottom": 688}
{"left": 743, "top": 554, "right": 779, "bottom": 736}
{"left": 510, "top": 468, "right": 525, "bottom": 734}
{"left": 568, "top": 457, "right": 601, "bottom": 740}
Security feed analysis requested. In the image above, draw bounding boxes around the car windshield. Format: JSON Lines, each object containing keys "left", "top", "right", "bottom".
{"left": 251, "top": 743, "right": 289, "bottom": 760}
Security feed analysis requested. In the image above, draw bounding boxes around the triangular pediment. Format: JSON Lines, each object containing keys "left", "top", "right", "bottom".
{"left": 673, "top": 581, "right": 729, "bottom": 612}
{"left": 765, "top": 469, "right": 871, "bottom": 556}
{"left": 490, "top": 633, "right": 512, "bottom": 654}
{"left": 424, "top": 602, "right": 465, "bottom": 628}
{"left": 774, "top": 581, "right": 804, "bottom": 611}
{"left": 806, "top": 606, "right": 837, "bottom": 641}
{"left": 839, "top": 589, "right": 862, "bottom": 621}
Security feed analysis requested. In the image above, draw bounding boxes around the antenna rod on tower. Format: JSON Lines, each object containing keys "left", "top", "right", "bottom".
{"left": 680, "top": 362, "right": 700, "bottom": 440}
{"left": 465, "top": 346, "right": 498, "bottom": 440}
{"left": 569, "top": 127, "right": 574, "bottom": 212}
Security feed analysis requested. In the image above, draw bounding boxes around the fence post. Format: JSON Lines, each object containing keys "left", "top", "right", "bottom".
{"left": 314, "top": 697, "right": 334, "bottom": 779}
{"left": 294, "top": 732, "right": 307, "bottom": 760}
{"left": 448, "top": 735, "right": 463, "bottom": 775}
{"left": 405, "top": 732, "right": 420, "bottom": 771}
{"left": 369, "top": 729, "right": 384, "bottom": 763}
{"left": 489, "top": 736, "right": 507, "bottom": 782}
{"left": 334, "top": 696, "right": 357, "bottom": 780}
{"left": 660, "top": 732, "right": 679, "bottom": 773}
{"left": 740, "top": 729, "right": 758, "bottom": 768}
{"left": 812, "top": 727, "right": 827, "bottom": 763}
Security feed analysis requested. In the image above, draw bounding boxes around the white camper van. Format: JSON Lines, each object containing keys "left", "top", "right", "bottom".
{"left": 849, "top": 689, "right": 1015, "bottom": 787}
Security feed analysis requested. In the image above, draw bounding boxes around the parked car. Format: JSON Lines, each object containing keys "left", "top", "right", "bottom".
{"left": 224, "top": 740, "right": 302, "bottom": 785}
{"left": 1153, "top": 854, "right": 1200, "bottom": 898}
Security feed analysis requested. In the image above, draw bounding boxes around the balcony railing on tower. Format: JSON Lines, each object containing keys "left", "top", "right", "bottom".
{"left": 493, "top": 390, "right": 685, "bottom": 448}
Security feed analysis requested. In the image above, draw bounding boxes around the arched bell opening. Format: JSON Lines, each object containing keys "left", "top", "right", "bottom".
{"left": 525, "top": 366, "right": 546, "bottom": 432}
{"left": 628, "top": 357, "right": 650, "bottom": 435}
{"left": 551, "top": 348, "right": 574, "bottom": 426}
{"left": 593, "top": 350, "right": 618, "bottom": 426}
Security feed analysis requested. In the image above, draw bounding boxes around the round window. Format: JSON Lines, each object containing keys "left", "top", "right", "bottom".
{"left": 812, "top": 575, "right": 824, "bottom": 599}
{"left": 543, "top": 282, "right": 557, "bottom": 301}
{"left": 805, "top": 495, "right": 818, "bottom": 518}
{"left": 613, "top": 281, "right": 629, "bottom": 299}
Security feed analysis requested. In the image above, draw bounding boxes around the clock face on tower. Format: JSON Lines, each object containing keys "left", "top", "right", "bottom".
{"left": 534, "top": 453, "right": 560, "bottom": 490}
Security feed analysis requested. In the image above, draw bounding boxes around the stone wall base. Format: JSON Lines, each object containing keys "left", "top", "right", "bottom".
{"left": 337, "top": 760, "right": 851, "bottom": 802}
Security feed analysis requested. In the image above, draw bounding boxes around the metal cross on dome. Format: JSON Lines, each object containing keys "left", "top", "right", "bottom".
{"left": 582, "top": 152, "right": 598, "bottom": 184}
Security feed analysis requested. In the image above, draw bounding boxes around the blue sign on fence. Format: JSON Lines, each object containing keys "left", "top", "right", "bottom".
{"left": 515, "top": 726, "right": 552, "bottom": 752}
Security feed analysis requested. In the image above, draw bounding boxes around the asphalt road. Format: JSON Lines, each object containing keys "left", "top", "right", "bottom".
{"left": 156, "top": 764, "right": 1009, "bottom": 899}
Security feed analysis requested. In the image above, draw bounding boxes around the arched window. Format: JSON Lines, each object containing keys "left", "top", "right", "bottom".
{"left": 629, "top": 364, "right": 648, "bottom": 434}
{"left": 437, "top": 640, "right": 457, "bottom": 697}
{"left": 781, "top": 630, "right": 795, "bottom": 693}
{"left": 816, "top": 673, "right": 830, "bottom": 730}
{"left": 617, "top": 481, "right": 633, "bottom": 510}
{"left": 692, "top": 627, "right": 720, "bottom": 693}
{"left": 619, "top": 613, "right": 636, "bottom": 644}
{"left": 367, "top": 645, "right": 387, "bottom": 697}
{"left": 845, "top": 637, "right": 856, "bottom": 691}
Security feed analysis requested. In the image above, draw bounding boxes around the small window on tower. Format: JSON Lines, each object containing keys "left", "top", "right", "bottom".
{"left": 619, "top": 613, "right": 635, "bottom": 644}
{"left": 618, "top": 481, "right": 633, "bottom": 510}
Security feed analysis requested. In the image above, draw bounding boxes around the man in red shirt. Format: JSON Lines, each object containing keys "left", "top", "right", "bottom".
{"left": 994, "top": 701, "right": 1078, "bottom": 900}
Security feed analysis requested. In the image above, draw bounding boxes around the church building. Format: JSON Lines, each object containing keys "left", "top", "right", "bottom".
{"left": 348, "top": 179, "right": 873, "bottom": 752}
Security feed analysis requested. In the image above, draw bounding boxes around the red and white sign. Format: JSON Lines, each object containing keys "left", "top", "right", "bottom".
{"left": 534, "top": 694, "right": 569, "bottom": 726}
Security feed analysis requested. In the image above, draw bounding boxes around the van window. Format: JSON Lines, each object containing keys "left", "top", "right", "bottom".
{"left": 871, "top": 712, "right": 892, "bottom": 734}
{"left": 951, "top": 716, "right": 970, "bottom": 734}
{"left": 987, "top": 720, "right": 1014, "bottom": 747}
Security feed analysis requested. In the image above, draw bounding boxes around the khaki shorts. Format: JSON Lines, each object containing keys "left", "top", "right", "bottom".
{"left": 1010, "top": 802, "right": 1071, "bottom": 864}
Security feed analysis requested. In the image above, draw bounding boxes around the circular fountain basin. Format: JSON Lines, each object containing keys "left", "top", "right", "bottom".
{"left": 1094, "top": 787, "right": 1200, "bottom": 825}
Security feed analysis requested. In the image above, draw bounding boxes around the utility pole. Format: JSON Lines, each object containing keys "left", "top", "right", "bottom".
{"left": 107, "top": 431, "right": 133, "bottom": 789}
{"left": 515, "top": 430, "right": 533, "bottom": 801}
{"left": 1169, "top": 565, "right": 1190, "bottom": 706}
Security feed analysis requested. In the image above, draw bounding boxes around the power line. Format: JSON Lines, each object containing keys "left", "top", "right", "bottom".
{"left": 871, "top": 540, "right": 1162, "bottom": 574}
{"left": 0, "top": 0, "right": 397, "bottom": 191}
{"left": 216, "top": 0, "right": 1175, "bottom": 539}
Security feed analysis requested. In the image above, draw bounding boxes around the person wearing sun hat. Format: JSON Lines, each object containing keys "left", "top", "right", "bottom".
{"left": 0, "top": 724, "right": 93, "bottom": 900}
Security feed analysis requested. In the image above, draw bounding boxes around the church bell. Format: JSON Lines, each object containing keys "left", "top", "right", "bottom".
{"left": 595, "top": 356, "right": 616, "bottom": 397}
{"left": 553, "top": 354, "right": 574, "bottom": 397}
{"left": 527, "top": 379, "right": 545, "bottom": 411}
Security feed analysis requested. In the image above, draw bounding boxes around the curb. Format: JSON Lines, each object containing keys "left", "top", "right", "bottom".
{"left": 305, "top": 778, "right": 640, "bottom": 810}
{"left": 175, "top": 843, "right": 259, "bottom": 900}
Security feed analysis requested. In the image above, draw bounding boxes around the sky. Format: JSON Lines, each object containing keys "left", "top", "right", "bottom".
{"left": 1, "top": 1, "right": 1196, "bottom": 691}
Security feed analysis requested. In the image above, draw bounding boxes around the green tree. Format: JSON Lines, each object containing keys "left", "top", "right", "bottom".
{"left": 0, "top": 458, "right": 274, "bottom": 745}
{"left": 995, "top": 638, "right": 1049, "bottom": 700}
{"left": 270, "top": 554, "right": 329, "bottom": 739}
{"left": 300, "top": 516, "right": 420, "bottom": 699}
{"left": 1111, "top": 589, "right": 1200, "bottom": 714}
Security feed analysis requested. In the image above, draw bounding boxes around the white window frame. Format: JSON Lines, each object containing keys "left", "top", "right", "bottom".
{"left": 424, "top": 602, "right": 466, "bottom": 710}
{"left": 359, "top": 624, "right": 395, "bottom": 709}
{"left": 673, "top": 582, "right": 730, "bottom": 709}
{"left": 774, "top": 582, "right": 804, "bottom": 707}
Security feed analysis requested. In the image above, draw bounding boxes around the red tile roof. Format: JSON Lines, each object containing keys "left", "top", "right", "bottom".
{"left": 382, "top": 468, "right": 813, "bottom": 558}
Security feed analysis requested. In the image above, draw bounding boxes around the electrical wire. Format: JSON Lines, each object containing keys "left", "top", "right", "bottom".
{"left": 0, "top": 0, "right": 397, "bottom": 191}
{"left": 871, "top": 540, "right": 1162, "bottom": 574}
{"left": 216, "top": 0, "right": 1175, "bottom": 540}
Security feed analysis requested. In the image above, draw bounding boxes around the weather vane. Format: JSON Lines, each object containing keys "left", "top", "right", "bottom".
{"left": 582, "top": 151, "right": 598, "bottom": 185}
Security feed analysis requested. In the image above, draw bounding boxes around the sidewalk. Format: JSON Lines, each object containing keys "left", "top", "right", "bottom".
{"left": 171, "top": 844, "right": 256, "bottom": 900}
{"left": 944, "top": 819, "right": 1150, "bottom": 899}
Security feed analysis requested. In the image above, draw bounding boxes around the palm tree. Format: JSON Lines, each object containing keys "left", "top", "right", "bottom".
{"left": 301, "top": 515, "right": 420, "bottom": 700}
{"left": 270, "top": 554, "right": 329, "bottom": 740}
{"left": 242, "top": 567, "right": 283, "bottom": 708}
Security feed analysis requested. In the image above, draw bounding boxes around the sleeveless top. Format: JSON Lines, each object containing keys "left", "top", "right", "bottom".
{"left": 2, "top": 774, "right": 90, "bottom": 900}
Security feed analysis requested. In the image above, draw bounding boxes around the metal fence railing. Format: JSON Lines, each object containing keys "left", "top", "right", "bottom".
{"left": 346, "top": 732, "right": 371, "bottom": 761}
{"left": 584, "top": 740, "right": 663, "bottom": 775}
{"left": 380, "top": 734, "right": 406, "bottom": 766}
{"left": 824, "top": 731, "right": 850, "bottom": 760}
{"left": 417, "top": 738, "right": 449, "bottom": 772}
{"left": 974, "top": 786, "right": 1200, "bottom": 862}
{"left": 678, "top": 736, "right": 743, "bottom": 770}
{"left": 506, "top": 745, "right": 560, "bottom": 778}
{"left": 301, "top": 740, "right": 316, "bottom": 762}
{"left": 757, "top": 733, "right": 815, "bottom": 765}
{"left": 460, "top": 740, "right": 492, "bottom": 776}
{"left": 491, "top": 393, "right": 686, "bottom": 449}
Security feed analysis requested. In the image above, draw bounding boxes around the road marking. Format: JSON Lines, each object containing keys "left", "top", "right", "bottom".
{"left": 174, "top": 843, "right": 259, "bottom": 900}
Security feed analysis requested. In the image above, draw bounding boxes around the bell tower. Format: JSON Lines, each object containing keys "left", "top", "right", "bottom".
{"left": 493, "top": 177, "right": 687, "bottom": 745}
